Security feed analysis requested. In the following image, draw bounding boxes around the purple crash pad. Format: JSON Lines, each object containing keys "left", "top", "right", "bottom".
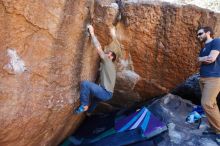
{"left": 115, "top": 107, "right": 167, "bottom": 138}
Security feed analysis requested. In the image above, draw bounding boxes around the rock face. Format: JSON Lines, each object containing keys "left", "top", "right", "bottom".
{"left": 92, "top": 0, "right": 220, "bottom": 108}
{"left": 0, "top": 0, "right": 99, "bottom": 146}
{"left": 113, "top": 1, "right": 220, "bottom": 101}
{"left": 0, "top": 0, "right": 220, "bottom": 145}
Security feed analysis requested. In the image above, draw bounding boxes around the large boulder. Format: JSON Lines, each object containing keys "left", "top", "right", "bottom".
{"left": 0, "top": 0, "right": 99, "bottom": 146}
{"left": 92, "top": 0, "right": 220, "bottom": 107}
{"left": 118, "top": 1, "right": 220, "bottom": 99}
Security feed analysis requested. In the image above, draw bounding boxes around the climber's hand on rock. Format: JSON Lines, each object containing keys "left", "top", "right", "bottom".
{"left": 87, "top": 24, "right": 94, "bottom": 36}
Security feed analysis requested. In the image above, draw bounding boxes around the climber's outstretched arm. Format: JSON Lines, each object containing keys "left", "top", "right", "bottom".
{"left": 87, "top": 25, "right": 105, "bottom": 59}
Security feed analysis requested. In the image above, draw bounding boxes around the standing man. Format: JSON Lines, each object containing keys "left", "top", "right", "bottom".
{"left": 74, "top": 25, "right": 117, "bottom": 114}
{"left": 197, "top": 26, "right": 220, "bottom": 144}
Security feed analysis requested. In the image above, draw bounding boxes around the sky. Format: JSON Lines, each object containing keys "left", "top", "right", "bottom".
{"left": 125, "top": 0, "right": 220, "bottom": 12}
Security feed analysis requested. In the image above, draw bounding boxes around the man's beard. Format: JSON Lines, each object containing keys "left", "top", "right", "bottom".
{"left": 200, "top": 36, "right": 207, "bottom": 43}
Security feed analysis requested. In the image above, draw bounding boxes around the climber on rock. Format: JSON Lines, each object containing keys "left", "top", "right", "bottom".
{"left": 74, "top": 25, "right": 117, "bottom": 114}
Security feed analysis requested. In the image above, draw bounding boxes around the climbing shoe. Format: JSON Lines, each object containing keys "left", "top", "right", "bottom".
{"left": 74, "top": 105, "right": 86, "bottom": 114}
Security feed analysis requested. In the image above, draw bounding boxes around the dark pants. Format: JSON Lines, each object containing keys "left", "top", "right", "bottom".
{"left": 80, "top": 80, "right": 112, "bottom": 112}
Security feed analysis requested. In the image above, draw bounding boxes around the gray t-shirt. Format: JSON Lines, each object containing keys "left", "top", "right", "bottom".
{"left": 100, "top": 56, "right": 116, "bottom": 93}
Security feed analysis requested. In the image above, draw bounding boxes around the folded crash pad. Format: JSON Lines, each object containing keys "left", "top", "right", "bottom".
{"left": 115, "top": 107, "right": 167, "bottom": 138}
